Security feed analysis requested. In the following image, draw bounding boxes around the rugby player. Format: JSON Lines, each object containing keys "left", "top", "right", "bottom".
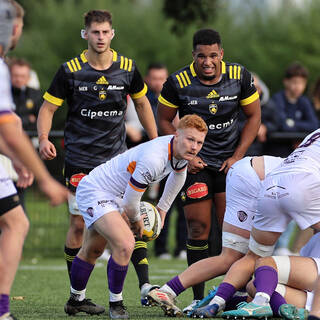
{"left": 0, "top": 1, "right": 68, "bottom": 319}
{"left": 192, "top": 128, "right": 320, "bottom": 318}
{"left": 65, "top": 114, "right": 207, "bottom": 318}
{"left": 37, "top": 9, "right": 158, "bottom": 313}
{"left": 147, "top": 155, "right": 283, "bottom": 316}
{"left": 157, "top": 28, "right": 261, "bottom": 310}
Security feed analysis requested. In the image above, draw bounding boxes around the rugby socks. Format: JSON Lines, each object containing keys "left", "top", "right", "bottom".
{"left": 163, "top": 276, "right": 185, "bottom": 297}
{"left": 131, "top": 241, "right": 149, "bottom": 288}
{"left": 253, "top": 266, "right": 278, "bottom": 305}
{"left": 224, "top": 289, "right": 248, "bottom": 310}
{"left": 0, "top": 294, "right": 9, "bottom": 316}
{"left": 210, "top": 282, "right": 236, "bottom": 310}
{"left": 107, "top": 256, "right": 128, "bottom": 300}
{"left": 269, "top": 291, "right": 287, "bottom": 316}
{"left": 64, "top": 246, "right": 81, "bottom": 280}
{"left": 70, "top": 256, "right": 94, "bottom": 301}
{"left": 186, "top": 239, "right": 209, "bottom": 300}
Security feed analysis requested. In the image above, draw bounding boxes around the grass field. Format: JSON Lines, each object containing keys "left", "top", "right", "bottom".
{"left": 11, "top": 257, "right": 222, "bottom": 319}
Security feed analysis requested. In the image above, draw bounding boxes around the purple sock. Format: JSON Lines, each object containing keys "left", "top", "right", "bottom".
{"left": 70, "top": 256, "right": 94, "bottom": 291}
{"left": 253, "top": 266, "right": 278, "bottom": 297}
{"left": 270, "top": 291, "right": 286, "bottom": 316}
{"left": 0, "top": 294, "right": 9, "bottom": 316}
{"left": 216, "top": 282, "right": 236, "bottom": 302}
{"left": 107, "top": 256, "right": 128, "bottom": 294}
{"left": 225, "top": 293, "right": 248, "bottom": 311}
{"left": 167, "top": 276, "right": 185, "bottom": 296}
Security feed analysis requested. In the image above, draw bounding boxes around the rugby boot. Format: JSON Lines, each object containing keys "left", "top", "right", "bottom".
{"left": 64, "top": 294, "right": 105, "bottom": 316}
{"left": 140, "top": 284, "right": 160, "bottom": 306}
{"left": 0, "top": 313, "right": 17, "bottom": 320}
{"left": 187, "top": 287, "right": 218, "bottom": 317}
{"left": 109, "top": 300, "right": 129, "bottom": 319}
{"left": 191, "top": 303, "right": 220, "bottom": 318}
{"left": 147, "top": 288, "right": 183, "bottom": 317}
{"left": 279, "top": 304, "right": 309, "bottom": 320}
{"left": 222, "top": 301, "right": 273, "bottom": 319}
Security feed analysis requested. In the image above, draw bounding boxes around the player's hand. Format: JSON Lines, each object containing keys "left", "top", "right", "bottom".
{"left": 257, "top": 124, "right": 267, "bottom": 142}
{"left": 39, "top": 139, "right": 57, "bottom": 160}
{"left": 188, "top": 156, "right": 207, "bottom": 174}
{"left": 38, "top": 177, "right": 69, "bottom": 206}
{"left": 130, "top": 218, "right": 144, "bottom": 239}
{"left": 219, "top": 156, "right": 240, "bottom": 174}
{"left": 156, "top": 206, "right": 166, "bottom": 229}
{"left": 13, "top": 159, "right": 34, "bottom": 188}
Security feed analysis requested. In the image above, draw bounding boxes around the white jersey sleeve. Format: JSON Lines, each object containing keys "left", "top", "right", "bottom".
{"left": 0, "top": 59, "right": 15, "bottom": 115}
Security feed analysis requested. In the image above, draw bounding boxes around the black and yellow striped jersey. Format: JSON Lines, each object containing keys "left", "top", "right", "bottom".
{"left": 159, "top": 61, "right": 259, "bottom": 170}
{"left": 43, "top": 49, "right": 146, "bottom": 168}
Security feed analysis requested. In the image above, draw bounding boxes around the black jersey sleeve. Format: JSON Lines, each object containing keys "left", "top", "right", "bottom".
{"left": 129, "top": 66, "right": 147, "bottom": 99}
{"left": 239, "top": 68, "right": 259, "bottom": 106}
{"left": 43, "top": 65, "right": 68, "bottom": 106}
{"left": 158, "top": 77, "right": 180, "bottom": 108}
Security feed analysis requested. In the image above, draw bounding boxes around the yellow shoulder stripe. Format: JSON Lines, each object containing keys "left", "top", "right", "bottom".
{"left": 120, "top": 55, "right": 133, "bottom": 71}
{"left": 229, "top": 65, "right": 241, "bottom": 80}
{"left": 66, "top": 57, "right": 82, "bottom": 73}
{"left": 131, "top": 83, "right": 147, "bottom": 100}
{"left": 240, "top": 91, "right": 259, "bottom": 106}
{"left": 158, "top": 95, "right": 179, "bottom": 109}
{"left": 176, "top": 70, "right": 192, "bottom": 88}
{"left": 43, "top": 92, "right": 64, "bottom": 106}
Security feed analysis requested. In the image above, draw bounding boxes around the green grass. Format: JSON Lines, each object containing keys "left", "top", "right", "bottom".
{"left": 11, "top": 257, "right": 222, "bottom": 319}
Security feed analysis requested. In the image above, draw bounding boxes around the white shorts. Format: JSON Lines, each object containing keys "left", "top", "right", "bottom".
{"left": 255, "top": 171, "right": 320, "bottom": 232}
{"left": 76, "top": 175, "right": 123, "bottom": 228}
{"left": 224, "top": 157, "right": 260, "bottom": 231}
{"left": 305, "top": 257, "right": 320, "bottom": 311}
{"left": 0, "top": 163, "right": 17, "bottom": 199}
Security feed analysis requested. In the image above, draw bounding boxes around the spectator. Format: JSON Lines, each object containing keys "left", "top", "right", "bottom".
{"left": 270, "top": 62, "right": 318, "bottom": 157}
{"left": 312, "top": 77, "right": 320, "bottom": 122}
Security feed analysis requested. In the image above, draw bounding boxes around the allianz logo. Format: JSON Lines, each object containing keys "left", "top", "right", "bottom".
{"left": 219, "top": 95, "right": 237, "bottom": 101}
{"left": 81, "top": 109, "right": 124, "bottom": 119}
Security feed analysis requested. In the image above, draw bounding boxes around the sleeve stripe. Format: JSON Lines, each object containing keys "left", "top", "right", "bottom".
{"left": 128, "top": 59, "right": 132, "bottom": 72}
{"left": 124, "top": 57, "right": 128, "bottom": 70}
{"left": 237, "top": 66, "right": 241, "bottom": 79}
{"left": 0, "top": 113, "right": 16, "bottom": 125}
{"left": 180, "top": 73, "right": 188, "bottom": 87}
{"left": 43, "top": 92, "right": 64, "bottom": 106}
{"left": 75, "top": 58, "right": 81, "bottom": 70}
{"left": 71, "top": 60, "right": 77, "bottom": 72}
{"left": 240, "top": 91, "right": 259, "bottom": 106}
{"left": 130, "top": 177, "right": 148, "bottom": 189}
{"left": 130, "top": 83, "right": 147, "bottom": 99}
{"left": 158, "top": 95, "right": 179, "bottom": 109}
{"left": 120, "top": 56, "right": 124, "bottom": 69}
{"left": 183, "top": 71, "right": 191, "bottom": 84}
{"left": 128, "top": 181, "right": 147, "bottom": 192}
{"left": 66, "top": 61, "right": 74, "bottom": 73}
{"left": 176, "top": 74, "right": 183, "bottom": 88}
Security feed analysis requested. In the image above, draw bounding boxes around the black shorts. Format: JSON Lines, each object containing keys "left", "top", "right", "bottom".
{"left": 179, "top": 167, "right": 226, "bottom": 207}
{"left": 0, "top": 193, "right": 20, "bottom": 216}
{"left": 64, "top": 163, "right": 92, "bottom": 193}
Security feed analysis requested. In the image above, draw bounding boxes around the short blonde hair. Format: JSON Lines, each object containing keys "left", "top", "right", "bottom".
{"left": 177, "top": 114, "right": 208, "bottom": 134}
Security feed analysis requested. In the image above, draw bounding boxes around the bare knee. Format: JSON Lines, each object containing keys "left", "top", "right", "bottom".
{"left": 70, "top": 215, "right": 85, "bottom": 237}
{"left": 111, "top": 238, "right": 135, "bottom": 263}
{"left": 187, "top": 219, "right": 208, "bottom": 239}
{"left": 255, "top": 256, "right": 275, "bottom": 269}
{"left": 0, "top": 207, "right": 29, "bottom": 239}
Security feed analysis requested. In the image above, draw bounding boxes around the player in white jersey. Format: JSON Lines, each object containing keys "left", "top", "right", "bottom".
{"left": 64, "top": 114, "right": 207, "bottom": 319}
{"left": 146, "top": 155, "right": 283, "bottom": 317}
{"left": 0, "top": 1, "right": 68, "bottom": 319}
{"left": 201, "top": 128, "right": 320, "bottom": 319}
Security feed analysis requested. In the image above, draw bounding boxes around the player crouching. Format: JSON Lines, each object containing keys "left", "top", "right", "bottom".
{"left": 64, "top": 114, "right": 207, "bottom": 318}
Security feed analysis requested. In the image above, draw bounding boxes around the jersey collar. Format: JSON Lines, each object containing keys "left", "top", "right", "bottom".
{"left": 168, "top": 137, "right": 187, "bottom": 171}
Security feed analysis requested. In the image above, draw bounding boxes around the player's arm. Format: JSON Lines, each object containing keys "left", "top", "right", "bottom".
{"left": 132, "top": 95, "right": 157, "bottom": 140}
{"left": 157, "top": 168, "right": 187, "bottom": 226}
{"left": 37, "top": 100, "right": 59, "bottom": 160}
{"left": 0, "top": 115, "right": 68, "bottom": 205}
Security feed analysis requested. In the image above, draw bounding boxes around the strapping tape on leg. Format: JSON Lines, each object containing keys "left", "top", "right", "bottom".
{"left": 249, "top": 236, "right": 275, "bottom": 257}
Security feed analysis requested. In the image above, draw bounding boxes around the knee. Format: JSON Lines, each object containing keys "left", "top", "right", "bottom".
{"left": 115, "top": 238, "right": 135, "bottom": 261}
{"left": 255, "top": 256, "right": 273, "bottom": 269}
{"left": 187, "top": 219, "right": 208, "bottom": 239}
{"left": 70, "top": 216, "right": 84, "bottom": 236}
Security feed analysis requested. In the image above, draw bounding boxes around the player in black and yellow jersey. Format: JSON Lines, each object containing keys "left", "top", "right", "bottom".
{"left": 156, "top": 28, "right": 261, "bottom": 312}
{"left": 37, "top": 10, "right": 158, "bottom": 318}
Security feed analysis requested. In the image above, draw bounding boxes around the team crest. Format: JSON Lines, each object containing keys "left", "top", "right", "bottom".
{"left": 26, "top": 99, "right": 34, "bottom": 109}
{"left": 237, "top": 210, "right": 248, "bottom": 222}
{"left": 87, "top": 207, "right": 94, "bottom": 217}
{"left": 209, "top": 103, "right": 218, "bottom": 115}
{"left": 99, "top": 90, "right": 107, "bottom": 100}
{"left": 180, "top": 191, "right": 186, "bottom": 202}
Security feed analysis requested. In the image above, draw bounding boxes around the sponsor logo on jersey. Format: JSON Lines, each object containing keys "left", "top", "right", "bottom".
{"left": 180, "top": 191, "right": 186, "bottom": 202}
{"left": 87, "top": 207, "right": 94, "bottom": 217}
{"left": 208, "top": 118, "right": 234, "bottom": 130}
{"left": 219, "top": 95, "right": 237, "bottom": 101}
{"left": 206, "top": 89, "right": 219, "bottom": 99}
{"left": 96, "top": 76, "right": 108, "bottom": 85}
{"left": 141, "top": 171, "right": 152, "bottom": 183}
{"left": 79, "top": 86, "right": 88, "bottom": 91}
{"left": 107, "top": 85, "right": 125, "bottom": 90}
{"left": 97, "top": 199, "right": 119, "bottom": 209}
{"left": 99, "top": 90, "right": 107, "bottom": 101}
{"left": 186, "top": 182, "right": 208, "bottom": 199}
{"left": 69, "top": 173, "right": 86, "bottom": 187}
{"left": 188, "top": 100, "right": 198, "bottom": 105}
{"left": 81, "top": 109, "right": 123, "bottom": 119}
{"left": 237, "top": 210, "right": 248, "bottom": 222}
{"left": 26, "top": 99, "right": 34, "bottom": 109}
{"left": 209, "top": 103, "right": 218, "bottom": 115}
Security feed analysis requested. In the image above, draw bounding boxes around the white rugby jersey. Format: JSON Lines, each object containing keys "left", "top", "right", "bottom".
{"left": 0, "top": 58, "right": 15, "bottom": 118}
{"left": 300, "top": 232, "right": 320, "bottom": 258}
{"left": 81, "top": 135, "right": 188, "bottom": 220}
{"left": 268, "top": 129, "right": 320, "bottom": 176}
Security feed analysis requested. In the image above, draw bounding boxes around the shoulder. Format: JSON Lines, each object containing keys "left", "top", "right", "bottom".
{"left": 223, "top": 61, "right": 245, "bottom": 81}
{"left": 168, "top": 63, "right": 195, "bottom": 89}
{"left": 62, "top": 50, "right": 88, "bottom": 74}
{"left": 112, "top": 49, "right": 137, "bottom": 73}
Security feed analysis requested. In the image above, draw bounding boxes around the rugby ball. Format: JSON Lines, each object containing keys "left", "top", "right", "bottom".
{"left": 139, "top": 201, "right": 161, "bottom": 242}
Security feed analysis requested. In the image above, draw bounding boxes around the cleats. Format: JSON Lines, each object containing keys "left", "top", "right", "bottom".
{"left": 190, "top": 303, "right": 220, "bottom": 318}
{"left": 140, "top": 284, "right": 160, "bottom": 306}
{"left": 221, "top": 302, "right": 273, "bottom": 319}
{"left": 0, "top": 313, "right": 17, "bottom": 320}
{"left": 279, "top": 304, "right": 309, "bottom": 320}
{"left": 147, "top": 288, "right": 183, "bottom": 317}
{"left": 183, "top": 300, "right": 200, "bottom": 314}
{"left": 64, "top": 296, "right": 105, "bottom": 316}
{"left": 187, "top": 287, "right": 218, "bottom": 317}
{"left": 109, "top": 300, "right": 129, "bottom": 319}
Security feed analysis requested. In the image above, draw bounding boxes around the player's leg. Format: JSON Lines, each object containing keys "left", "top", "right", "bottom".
{"left": 0, "top": 201, "right": 29, "bottom": 319}
{"left": 309, "top": 276, "right": 320, "bottom": 320}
